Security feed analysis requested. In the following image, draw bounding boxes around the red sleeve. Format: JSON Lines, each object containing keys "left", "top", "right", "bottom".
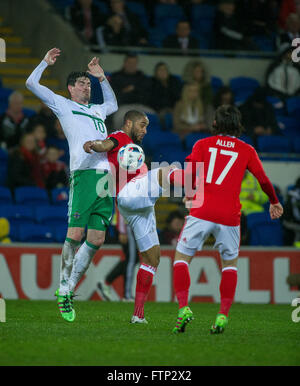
{"left": 247, "top": 147, "right": 279, "bottom": 204}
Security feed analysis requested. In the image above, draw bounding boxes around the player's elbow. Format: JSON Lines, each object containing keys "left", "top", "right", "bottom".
{"left": 25, "top": 77, "right": 33, "bottom": 90}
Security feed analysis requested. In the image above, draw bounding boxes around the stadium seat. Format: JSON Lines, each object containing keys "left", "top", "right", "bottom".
{"left": 154, "top": 3, "right": 185, "bottom": 25}
{"left": 152, "top": 145, "right": 188, "bottom": 166}
{"left": 51, "top": 187, "right": 69, "bottom": 206}
{"left": 18, "top": 224, "right": 55, "bottom": 243}
{"left": 266, "top": 96, "right": 285, "bottom": 116}
{"left": 239, "top": 135, "right": 254, "bottom": 147}
{"left": 23, "top": 108, "right": 36, "bottom": 118}
{"left": 247, "top": 212, "right": 283, "bottom": 246}
{"left": 286, "top": 96, "right": 300, "bottom": 117}
{"left": 0, "top": 148, "right": 8, "bottom": 186}
{"left": 0, "top": 204, "right": 35, "bottom": 227}
{"left": 252, "top": 35, "right": 275, "bottom": 52}
{"left": 294, "top": 137, "right": 300, "bottom": 153}
{"left": 211, "top": 76, "right": 224, "bottom": 94}
{"left": 143, "top": 131, "right": 181, "bottom": 154}
{"left": 185, "top": 132, "right": 211, "bottom": 152}
{"left": 146, "top": 113, "right": 161, "bottom": 131}
{"left": 230, "top": 77, "right": 260, "bottom": 104}
{"left": 14, "top": 186, "right": 50, "bottom": 206}
{"left": 277, "top": 116, "right": 300, "bottom": 138}
{"left": 164, "top": 112, "right": 173, "bottom": 131}
{"left": 34, "top": 205, "right": 68, "bottom": 226}
{"left": 93, "top": 0, "right": 109, "bottom": 14}
{"left": 127, "top": 2, "right": 149, "bottom": 30}
{"left": 53, "top": 223, "right": 68, "bottom": 243}
{"left": 191, "top": 4, "right": 215, "bottom": 42}
{"left": 0, "top": 187, "right": 12, "bottom": 204}
{"left": 256, "top": 135, "right": 291, "bottom": 153}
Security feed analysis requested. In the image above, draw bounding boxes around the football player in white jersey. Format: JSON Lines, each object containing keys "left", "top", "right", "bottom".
{"left": 26, "top": 48, "right": 118, "bottom": 322}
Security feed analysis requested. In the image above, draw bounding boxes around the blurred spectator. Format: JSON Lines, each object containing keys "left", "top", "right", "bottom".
{"left": 148, "top": 62, "right": 182, "bottom": 115}
{"left": 7, "top": 133, "right": 44, "bottom": 189}
{"left": 100, "top": 14, "right": 132, "bottom": 48}
{"left": 30, "top": 122, "right": 47, "bottom": 157}
{"left": 182, "top": 60, "right": 214, "bottom": 108}
{"left": 282, "top": 177, "right": 300, "bottom": 247}
{"left": 42, "top": 146, "right": 68, "bottom": 190}
{"left": 108, "top": 0, "right": 148, "bottom": 46}
{"left": 173, "top": 82, "right": 210, "bottom": 139}
{"left": 0, "top": 91, "right": 29, "bottom": 150}
{"left": 163, "top": 20, "right": 199, "bottom": 53}
{"left": 68, "top": 0, "right": 105, "bottom": 44}
{"left": 278, "top": 0, "right": 300, "bottom": 29}
{"left": 0, "top": 218, "right": 11, "bottom": 244}
{"left": 30, "top": 103, "right": 57, "bottom": 138}
{"left": 47, "top": 118, "right": 70, "bottom": 166}
{"left": 109, "top": 54, "right": 154, "bottom": 129}
{"left": 213, "top": 86, "right": 235, "bottom": 108}
{"left": 214, "top": 0, "right": 257, "bottom": 50}
{"left": 278, "top": 13, "right": 300, "bottom": 47}
{"left": 239, "top": 87, "right": 279, "bottom": 144}
{"left": 236, "top": 0, "right": 279, "bottom": 37}
{"left": 160, "top": 210, "right": 185, "bottom": 246}
{"left": 265, "top": 43, "right": 300, "bottom": 100}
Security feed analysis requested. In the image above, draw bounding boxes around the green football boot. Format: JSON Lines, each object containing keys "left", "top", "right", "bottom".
{"left": 55, "top": 289, "right": 76, "bottom": 322}
{"left": 172, "top": 306, "right": 194, "bottom": 334}
{"left": 210, "top": 313, "right": 228, "bottom": 334}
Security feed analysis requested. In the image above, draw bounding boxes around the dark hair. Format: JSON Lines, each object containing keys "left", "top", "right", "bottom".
{"left": 123, "top": 110, "right": 147, "bottom": 124}
{"left": 66, "top": 71, "right": 90, "bottom": 87}
{"left": 213, "top": 86, "right": 234, "bottom": 109}
{"left": 211, "top": 105, "right": 244, "bottom": 137}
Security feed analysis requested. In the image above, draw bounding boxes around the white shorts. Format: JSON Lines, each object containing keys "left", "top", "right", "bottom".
{"left": 117, "top": 168, "right": 162, "bottom": 252}
{"left": 176, "top": 215, "right": 240, "bottom": 261}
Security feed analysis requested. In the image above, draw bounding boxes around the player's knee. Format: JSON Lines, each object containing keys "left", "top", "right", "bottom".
{"left": 86, "top": 229, "right": 106, "bottom": 248}
{"left": 221, "top": 256, "right": 238, "bottom": 269}
{"left": 66, "top": 227, "right": 84, "bottom": 242}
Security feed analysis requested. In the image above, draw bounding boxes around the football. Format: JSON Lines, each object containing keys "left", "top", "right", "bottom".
{"left": 117, "top": 143, "right": 145, "bottom": 171}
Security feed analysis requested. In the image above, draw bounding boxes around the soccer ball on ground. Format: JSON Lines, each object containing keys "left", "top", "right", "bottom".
{"left": 117, "top": 144, "right": 145, "bottom": 171}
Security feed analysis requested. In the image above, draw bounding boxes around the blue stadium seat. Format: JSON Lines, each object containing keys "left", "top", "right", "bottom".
{"left": 191, "top": 4, "right": 215, "bottom": 40}
{"left": 0, "top": 204, "right": 35, "bottom": 227}
{"left": 127, "top": 2, "right": 149, "bottom": 30}
{"left": 185, "top": 132, "right": 211, "bottom": 152}
{"left": 239, "top": 135, "right": 254, "bottom": 147}
{"left": 18, "top": 224, "right": 55, "bottom": 243}
{"left": 51, "top": 187, "right": 69, "bottom": 206}
{"left": 0, "top": 148, "right": 8, "bottom": 186}
{"left": 286, "top": 96, "right": 300, "bottom": 117}
{"left": 53, "top": 223, "right": 68, "bottom": 243}
{"left": 146, "top": 113, "right": 161, "bottom": 131}
{"left": 153, "top": 145, "right": 188, "bottom": 166}
{"left": 266, "top": 96, "right": 285, "bottom": 116}
{"left": 154, "top": 3, "right": 185, "bottom": 24}
{"left": 14, "top": 186, "right": 49, "bottom": 206}
{"left": 164, "top": 112, "right": 173, "bottom": 131}
{"left": 23, "top": 108, "right": 36, "bottom": 118}
{"left": 294, "top": 138, "right": 300, "bottom": 153}
{"left": 257, "top": 135, "right": 291, "bottom": 153}
{"left": 252, "top": 35, "right": 275, "bottom": 52}
{"left": 34, "top": 205, "right": 68, "bottom": 226}
{"left": 277, "top": 116, "right": 300, "bottom": 138}
{"left": 142, "top": 131, "right": 181, "bottom": 154}
{"left": 230, "top": 77, "right": 260, "bottom": 92}
{"left": 211, "top": 76, "right": 224, "bottom": 94}
{"left": 247, "top": 212, "right": 283, "bottom": 246}
{"left": 0, "top": 187, "right": 12, "bottom": 204}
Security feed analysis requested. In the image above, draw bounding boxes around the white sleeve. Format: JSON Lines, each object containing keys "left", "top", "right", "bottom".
{"left": 25, "top": 60, "right": 62, "bottom": 115}
{"left": 100, "top": 77, "right": 118, "bottom": 117}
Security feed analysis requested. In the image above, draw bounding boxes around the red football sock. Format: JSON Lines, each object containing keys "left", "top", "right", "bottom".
{"left": 173, "top": 261, "right": 190, "bottom": 309}
{"left": 219, "top": 268, "right": 238, "bottom": 317}
{"left": 133, "top": 264, "right": 156, "bottom": 318}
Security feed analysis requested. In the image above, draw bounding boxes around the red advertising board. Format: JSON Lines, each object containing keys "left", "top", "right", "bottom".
{"left": 0, "top": 244, "right": 299, "bottom": 304}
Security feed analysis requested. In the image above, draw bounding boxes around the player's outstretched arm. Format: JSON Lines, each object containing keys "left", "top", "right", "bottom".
{"left": 269, "top": 202, "right": 283, "bottom": 220}
{"left": 83, "top": 139, "right": 115, "bottom": 154}
{"left": 25, "top": 48, "right": 61, "bottom": 111}
{"left": 87, "top": 57, "right": 118, "bottom": 116}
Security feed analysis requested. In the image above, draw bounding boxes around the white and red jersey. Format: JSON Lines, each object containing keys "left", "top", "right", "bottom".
{"left": 107, "top": 130, "right": 148, "bottom": 195}
{"left": 177, "top": 135, "right": 279, "bottom": 226}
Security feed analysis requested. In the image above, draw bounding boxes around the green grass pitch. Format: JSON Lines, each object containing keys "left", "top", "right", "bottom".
{"left": 0, "top": 300, "right": 299, "bottom": 366}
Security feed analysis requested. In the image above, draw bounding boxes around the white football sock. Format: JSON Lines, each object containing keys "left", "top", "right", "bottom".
{"left": 59, "top": 238, "right": 80, "bottom": 295}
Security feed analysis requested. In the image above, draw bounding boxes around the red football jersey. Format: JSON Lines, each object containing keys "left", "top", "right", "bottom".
{"left": 185, "top": 135, "right": 278, "bottom": 226}
{"left": 107, "top": 130, "right": 148, "bottom": 195}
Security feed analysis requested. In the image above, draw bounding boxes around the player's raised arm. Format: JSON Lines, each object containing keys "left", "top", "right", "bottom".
{"left": 87, "top": 57, "right": 118, "bottom": 116}
{"left": 25, "top": 48, "right": 61, "bottom": 112}
{"left": 83, "top": 139, "right": 116, "bottom": 154}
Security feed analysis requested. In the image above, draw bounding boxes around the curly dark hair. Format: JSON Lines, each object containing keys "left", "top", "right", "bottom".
{"left": 211, "top": 105, "right": 244, "bottom": 137}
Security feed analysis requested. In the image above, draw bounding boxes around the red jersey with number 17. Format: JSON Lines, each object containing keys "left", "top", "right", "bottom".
{"left": 186, "top": 135, "right": 278, "bottom": 226}
{"left": 107, "top": 130, "right": 148, "bottom": 195}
